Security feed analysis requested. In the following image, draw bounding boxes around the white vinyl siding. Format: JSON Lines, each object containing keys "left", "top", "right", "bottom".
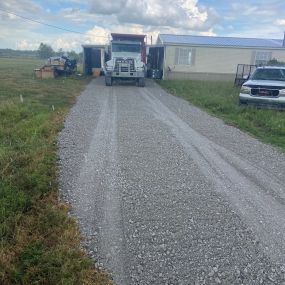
{"left": 254, "top": 51, "right": 272, "bottom": 66}
{"left": 164, "top": 45, "right": 285, "bottom": 75}
{"left": 175, "top": 47, "right": 194, "bottom": 65}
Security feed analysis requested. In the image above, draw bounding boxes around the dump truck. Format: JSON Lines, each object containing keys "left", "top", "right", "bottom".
{"left": 104, "top": 33, "right": 146, "bottom": 87}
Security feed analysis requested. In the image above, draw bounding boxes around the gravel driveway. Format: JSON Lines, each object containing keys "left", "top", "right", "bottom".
{"left": 58, "top": 78, "right": 285, "bottom": 285}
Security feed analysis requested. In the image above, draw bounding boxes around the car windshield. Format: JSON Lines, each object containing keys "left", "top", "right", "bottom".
{"left": 112, "top": 43, "right": 141, "bottom": 53}
{"left": 250, "top": 68, "right": 285, "bottom": 81}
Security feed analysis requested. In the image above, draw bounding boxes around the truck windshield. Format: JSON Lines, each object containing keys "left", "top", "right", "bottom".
{"left": 112, "top": 43, "right": 141, "bottom": 53}
{"left": 251, "top": 68, "right": 285, "bottom": 81}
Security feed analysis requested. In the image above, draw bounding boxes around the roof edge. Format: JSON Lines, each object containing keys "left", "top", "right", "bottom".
{"left": 111, "top": 33, "right": 146, "bottom": 39}
{"left": 159, "top": 33, "right": 282, "bottom": 42}
{"left": 163, "top": 42, "right": 285, "bottom": 50}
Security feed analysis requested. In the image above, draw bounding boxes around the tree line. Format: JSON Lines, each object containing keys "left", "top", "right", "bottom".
{"left": 37, "top": 43, "right": 82, "bottom": 62}
{"left": 0, "top": 43, "right": 82, "bottom": 62}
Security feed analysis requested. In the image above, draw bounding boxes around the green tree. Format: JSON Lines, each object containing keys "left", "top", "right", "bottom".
{"left": 38, "top": 43, "right": 54, "bottom": 59}
{"left": 55, "top": 48, "right": 64, "bottom": 56}
{"left": 67, "top": 50, "right": 77, "bottom": 59}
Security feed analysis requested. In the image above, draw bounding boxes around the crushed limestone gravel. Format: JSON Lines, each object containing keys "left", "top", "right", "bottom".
{"left": 58, "top": 78, "right": 285, "bottom": 285}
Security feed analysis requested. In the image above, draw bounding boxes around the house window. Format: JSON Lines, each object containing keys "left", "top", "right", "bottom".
{"left": 254, "top": 51, "right": 272, "bottom": 66}
{"left": 175, "top": 47, "right": 193, "bottom": 65}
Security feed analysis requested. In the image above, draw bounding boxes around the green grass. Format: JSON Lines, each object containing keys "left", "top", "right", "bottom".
{"left": 158, "top": 80, "right": 285, "bottom": 151}
{"left": 0, "top": 57, "right": 112, "bottom": 285}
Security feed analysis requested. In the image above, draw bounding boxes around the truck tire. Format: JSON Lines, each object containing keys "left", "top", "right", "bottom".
{"left": 105, "top": 76, "right": 112, "bottom": 86}
{"left": 137, "top": 77, "right": 145, "bottom": 87}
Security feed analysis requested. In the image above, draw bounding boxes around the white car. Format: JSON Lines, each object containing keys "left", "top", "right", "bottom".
{"left": 239, "top": 66, "right": 285, "bottom": 108}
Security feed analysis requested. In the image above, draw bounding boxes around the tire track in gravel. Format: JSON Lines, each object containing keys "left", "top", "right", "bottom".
{"left": 141, "top": 86, "right": 285, "bottom": 264}
{"left": 73, "top": 87, "right": 128, "bottom": 284}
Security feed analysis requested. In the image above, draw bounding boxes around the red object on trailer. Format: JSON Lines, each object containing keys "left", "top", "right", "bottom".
{"left": 111, "top": 33, "right": 147, "bottom": 64}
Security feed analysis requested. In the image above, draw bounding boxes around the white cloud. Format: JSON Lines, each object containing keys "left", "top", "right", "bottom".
{"left": 230, "top": 1, "right": 283, "bottom": 18}
{"left": 179, "top": 0, "right": 207, "bottom": 21}
{"left": 3, "top": 0, "right": 285, "bottom": 51}
{"left": 0, "top": 0, "right": 221, "bottom": 51}
{"left": 227, "top": 25, "right": 285, "bottom": 40}
{"left": 199, "top": 29, "right": 216, "bottom": 36}
{"left": 87, "top": 0, "right": 218, "bottom": 31}
{"left": 0, "top": 0, "right": 41, "bottom": 14}
{"left": 35, "top": 0, "right": 219, "bottom": 51}
{"left": 89, "top": 0, "right": 126, "bottom": 15}
{"left": 16, "top": 39, "right": 39, "bottom": 50}
{"left": 85, "top": 26, "right": 110, "bottom": 45}
{"left": 275, "top": 19, "right": 285, "bottom": 26}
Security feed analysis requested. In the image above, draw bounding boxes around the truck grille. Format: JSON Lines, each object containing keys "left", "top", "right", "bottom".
{"left": 245, "top": 84, "right": 284, "bottom": 97}
{"left": 251, "top": 88, "right": 279, "bottom": 97}
{"left": 114, "top": 58, "right": 135, "bottom": 72}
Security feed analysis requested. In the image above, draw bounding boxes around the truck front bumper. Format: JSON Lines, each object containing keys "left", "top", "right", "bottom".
{"left": 106, "top": 70, "right": 144, "bottom": 78}
{"left": 239, "top": 93, "right": 285, "bottom": 108}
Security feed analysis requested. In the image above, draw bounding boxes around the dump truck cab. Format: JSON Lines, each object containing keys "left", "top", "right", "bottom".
{"left": 104, "top": 34, "right": 146, "bottom": 87}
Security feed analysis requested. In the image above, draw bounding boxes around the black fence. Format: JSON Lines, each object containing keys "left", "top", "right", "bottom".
{"left": 234, "top": 64, "right": 257, "bottom": 86}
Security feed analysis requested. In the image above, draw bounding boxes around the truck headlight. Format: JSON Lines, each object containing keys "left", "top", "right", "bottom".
{"left": 279, "top": 89, "right": 285, "bottom": 96}
{"left": 240, "top": 86, "right": 251, "bottom": 94}
{"left": 105, "top": 64, "right": 113, "bottom": 71}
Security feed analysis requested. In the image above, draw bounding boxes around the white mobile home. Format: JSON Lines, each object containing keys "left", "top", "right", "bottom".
{"left": 157, "top": 34, "right": 285, "bottom": 81}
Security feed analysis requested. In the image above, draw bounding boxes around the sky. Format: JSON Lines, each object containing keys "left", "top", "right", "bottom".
{"left": 1, "top": 0, "right": 285, "bottom": 51}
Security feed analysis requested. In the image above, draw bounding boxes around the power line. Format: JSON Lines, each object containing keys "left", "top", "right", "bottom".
{"left": 0, "top": 7, "right": 85, "bottom": 35}
{"left": 0, "top": 7, "right": 109, "bottom": 38}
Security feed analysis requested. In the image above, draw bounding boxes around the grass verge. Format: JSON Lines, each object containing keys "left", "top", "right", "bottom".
{"left": 158, "top": 80, "right": 285, "bottom": 151}
{"left": 0, "top": 57, "right": 113, "bottom": 285}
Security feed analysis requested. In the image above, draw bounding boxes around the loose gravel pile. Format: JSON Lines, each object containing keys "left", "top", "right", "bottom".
{"left": 58, "top": 78, "right": 285, "bottom": 285}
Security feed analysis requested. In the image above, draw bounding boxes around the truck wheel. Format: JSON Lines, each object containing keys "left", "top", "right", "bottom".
{"left": 105, "top": 76, "right": 112, "bottom": 86}
{"left": 137, "top": 78, "right": 145, "bottom": 87}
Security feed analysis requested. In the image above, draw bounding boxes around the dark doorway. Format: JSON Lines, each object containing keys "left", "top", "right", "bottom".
{"left": 147, "top": 46, "right": 164, "bottom": 79}
{"left": 83, "top": 47, "right": 105, "bottom": 75}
